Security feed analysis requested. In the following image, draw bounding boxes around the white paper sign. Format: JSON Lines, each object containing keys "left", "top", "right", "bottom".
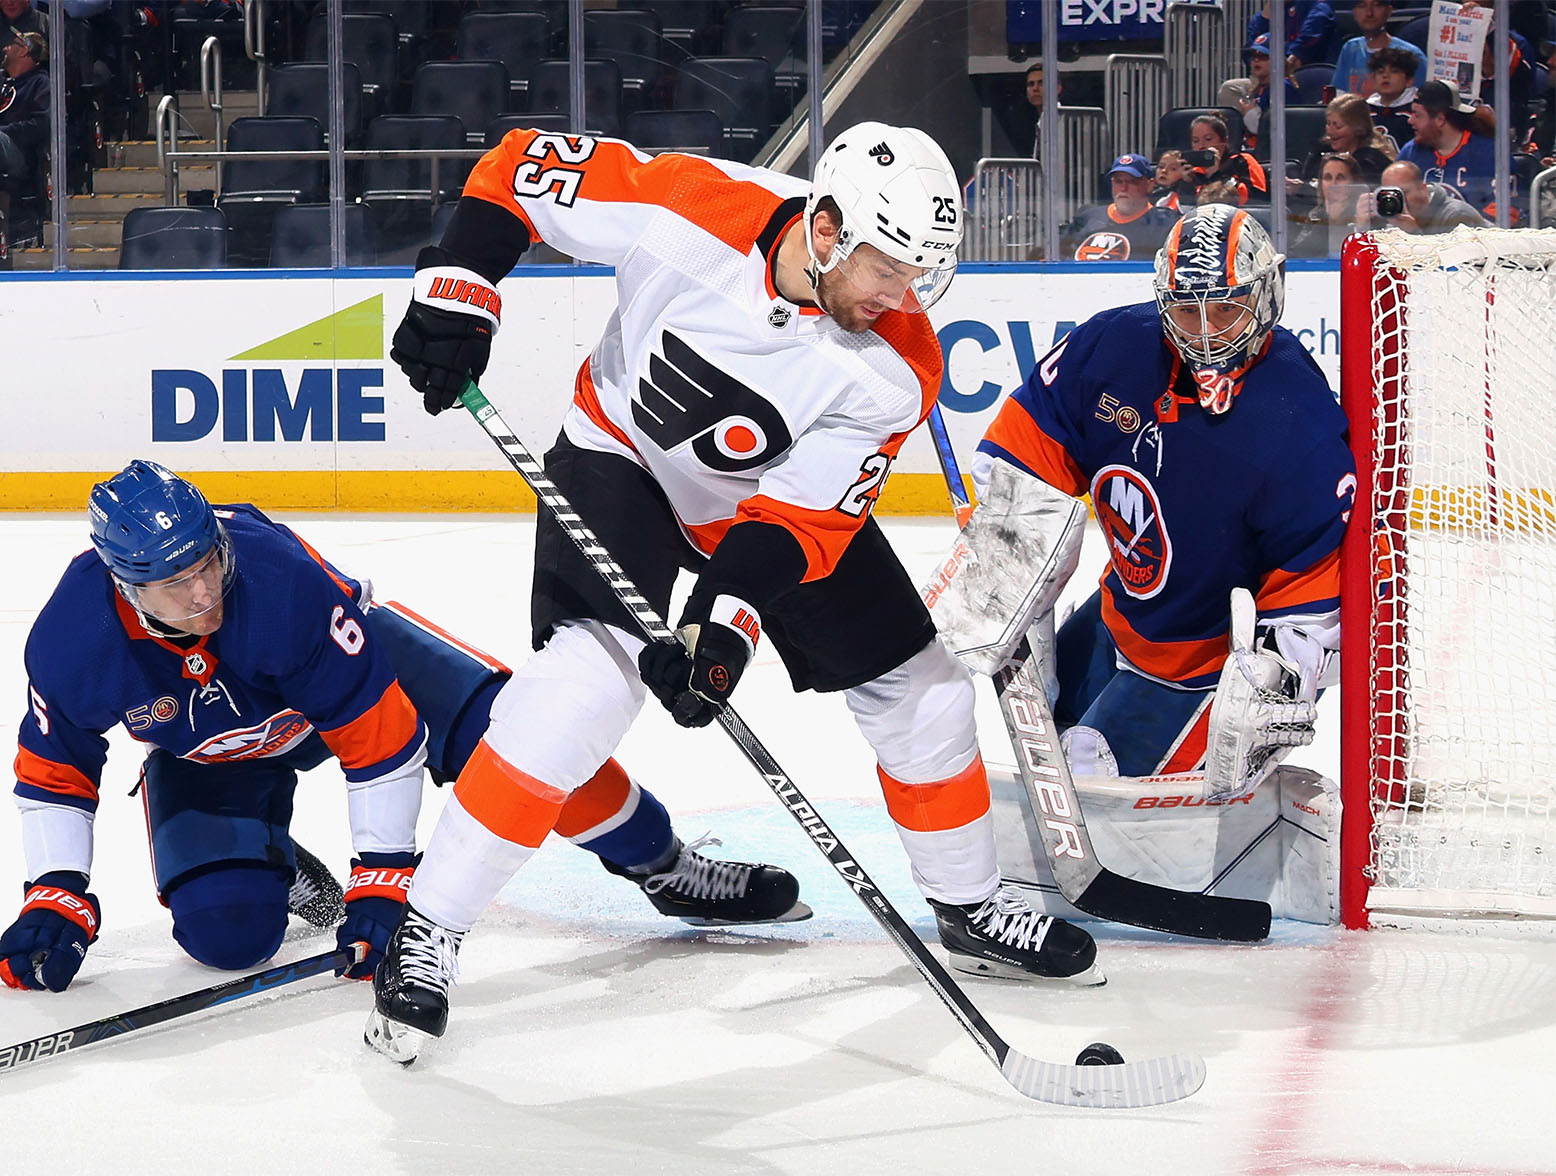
{"left": 1426, "top": 0, "right": 1492, "bottom": 95}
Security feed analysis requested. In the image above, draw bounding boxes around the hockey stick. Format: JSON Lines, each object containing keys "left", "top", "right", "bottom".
{"left": 0, "top": 945, "right": 360, "bottom": 1074}
{"left": 453, "top": 378, "right": 1204, "bottom": 1108}
{"left": 924, "top": 405, "right": 1271, "bottom": 942}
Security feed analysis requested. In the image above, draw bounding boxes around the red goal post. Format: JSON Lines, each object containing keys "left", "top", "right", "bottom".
{"left": 1340, "top": 227, "right": 1556, "bottom": 932}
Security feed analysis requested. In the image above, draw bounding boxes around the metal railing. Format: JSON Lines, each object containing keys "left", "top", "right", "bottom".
{"left": 964, "top": 158, "right": 1042, "bottom": 261}
{"left": 199, "top": 36, "right": 225, "bottom": 157}
{"left": 1059, "top": 107, "right": 1110, "bottom": 222}
{"left": 156, "top": 143, "right": 490, "bottom": 208}
{"left": 1104, "top": 55, "right": 1169, "bottom": 161}
{"left": 1532, "top": 164, "right": 1556, "bottom": 228}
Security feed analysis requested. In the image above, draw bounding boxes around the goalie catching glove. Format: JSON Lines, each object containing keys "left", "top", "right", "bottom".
{"left": 1204, "top": 588, "right": 1319, "bottom": 802}
{"left": 390, "top": 247, "right": 501, "bottom": 416}
{"left": 337, "top": 852, "right": 418, "bottom": 980}
{"left": 639, "top": 594, "right": 761, "bottom": 729}
{"left": 0, "top": 871, "right": 101, "bottom": 992}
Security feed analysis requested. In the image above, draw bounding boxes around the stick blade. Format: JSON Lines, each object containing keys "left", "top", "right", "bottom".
{"left": 1074, "top": 871, "right": 1272, "bottom": 942}
{"left": 1000, "top": 1048, "right": 1207, "bottom": 1109}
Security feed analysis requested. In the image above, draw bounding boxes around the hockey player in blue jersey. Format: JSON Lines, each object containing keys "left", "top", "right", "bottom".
{"left": 2, "top": 461, "right": 805, "bottom": 993}
{"left": 934, "top": 204, "right": 1355, "bottom": 801}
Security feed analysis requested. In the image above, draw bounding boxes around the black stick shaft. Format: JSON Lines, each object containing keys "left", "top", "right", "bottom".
{"left": 0, "top": 947, "right": 352, "bottom": 1073}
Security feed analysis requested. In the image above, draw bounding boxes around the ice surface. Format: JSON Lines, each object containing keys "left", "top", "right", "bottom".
{"left": 1, "top": 513, "right": 1553, "bottom": 1176}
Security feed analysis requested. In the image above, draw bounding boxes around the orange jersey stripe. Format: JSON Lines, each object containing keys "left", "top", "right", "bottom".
{"left": 452, "top": 739, "right": 567, "bottom": 848}
{"left": 731, "top": 493, "right": 867, "bottom": 583}
{"left": 317, "top": 679, "right": 421, "bottom": 771}
{"left": 553, "top": 758, "right": 632, "bottom": 839}
{"left": 379, "top": 600, "right": 510, "bottom": 674}
{"left": 1100, "top": 588, "right": 1227, "bottom": 683}
{"left": 1256, "top": 548, "right": 1340, "bottom": 614}
{"left": 14, "top": 745, "right": 97, "bottom": 801}
{"left": 291, "top": 531, "right": 356, "bottom": 599}
{"left": 982, "top": 397, "right": 1089, "bottom": 495}
{"left": 573, "top": 357, "right": 641, "bottom": 457}
{"left": 1157, "top": 700, "right": 1213, "bottom": 774}
{"left": 464, "top": 129, "right": 785, "bottom": 255}
{"left": 878, "top": 756, "right": 991, "bottom": 834}
{"left": 870, "top": 310, "right": 944, "bottom": 423}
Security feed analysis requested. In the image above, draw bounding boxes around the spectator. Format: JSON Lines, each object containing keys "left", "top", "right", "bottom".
{"left": 1477, "top": 27, "right": 1532, "bottom": 115}
{"left": 1247, "top": 1, "right": 1339, "bottom": 71}
{"left": 1221, "top": 34, "right": 1302, "bottom": 154}
{"left": 1152, "top": 149, "right": 1186, "bottom": 207}
{"left": 1366, "top": 46, "right": 1419, "bottom": 148}
{"left": 1291, "top": 92, "right": 1396, "bottom": 211}
{"left": 0, "top": 0, "right": 41, "bottom": 37}
{"left": 1397, "top": 79, "right": 1496, "bottom": 211}
{"left": 1331, "top": 0, "right": 1427, "bottom": 96}
{"left": 1289, "top": 151, "right": 1367, "bottom": 257}
{"left": 1063, "top": 153, "right": 1180, "bottom": 261}
{"left": 1354, "top": 159, "right": 1490, "bottom": 232}
{"left": 1026, "top": 60, "right": 1063, "bottom": 160}
{"left": 0, "top": 28, "right": 48, "bottom": 240}
{"left": 1189, "top": 113, "right": 1270, "bottom": 204}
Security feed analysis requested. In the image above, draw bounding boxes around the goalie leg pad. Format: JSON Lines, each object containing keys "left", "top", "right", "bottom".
{"left": 923, "top": 460, "right": 1086, "bottom": 678}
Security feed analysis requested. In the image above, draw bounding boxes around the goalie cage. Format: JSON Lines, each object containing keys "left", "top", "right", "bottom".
{"left": 1340, "top": 227, "right": 1556, "bottom": 932}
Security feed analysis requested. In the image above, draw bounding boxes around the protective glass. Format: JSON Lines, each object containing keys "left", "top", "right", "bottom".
{"left": 116, "top": 534, "right": 235, "bottom": 629}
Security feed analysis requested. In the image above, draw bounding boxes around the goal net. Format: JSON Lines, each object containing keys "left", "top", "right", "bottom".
{"left": 1340, "top": 227, "right": 1556, "bottom": 930}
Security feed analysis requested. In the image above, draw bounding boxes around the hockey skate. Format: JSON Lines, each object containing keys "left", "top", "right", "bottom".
{"left": 604, "top": 834, "right": 812, "bottom": 926}
{"left": 363, "top": 905, "right": 465, "bottom": 1065}
{"left": 930, "top": 887, "right": 1104, "bottom": 986}
{"left": 287, "top": 843, "right": 345, "bottom": 928}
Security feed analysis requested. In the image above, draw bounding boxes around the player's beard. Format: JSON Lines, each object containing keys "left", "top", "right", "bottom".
{"left": 814, "top": 266, "right": 884, "bottom": 334}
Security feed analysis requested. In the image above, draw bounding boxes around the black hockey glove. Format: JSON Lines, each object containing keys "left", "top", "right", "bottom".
{"left": 390, "top": 247, "right": 501, "bottom": 416}
{"left": 638, "top": 594, "right": 762, "bottom": 729}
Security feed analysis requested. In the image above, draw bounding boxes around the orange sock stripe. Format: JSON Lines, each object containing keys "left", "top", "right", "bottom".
{"left": 451, "top": 740, "right": 567, "bottom": 848}
{"left": 553, "top": 758, "right": 633, "bottom": 839}
{"left": 878, "top": 756, "right": 991, "bottom": 833}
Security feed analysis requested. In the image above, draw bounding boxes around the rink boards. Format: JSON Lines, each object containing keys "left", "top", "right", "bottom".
{"left": 0, "top": 264, "right": 1344, "bottom": 511}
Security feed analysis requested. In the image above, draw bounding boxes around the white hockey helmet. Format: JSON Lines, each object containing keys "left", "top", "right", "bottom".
{"left": 1153, "top": 203, "right": 1285, "bottom": 412}
{"left": 805, "top": 121, "right": 962, "bottom": 312}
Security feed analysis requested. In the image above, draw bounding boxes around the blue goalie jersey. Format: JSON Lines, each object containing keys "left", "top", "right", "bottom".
{"left": 976, "top": 302, "right": 1356, "bottom": 688}
{"left": 15, "top": 505, "right": 427, "bottom": 824}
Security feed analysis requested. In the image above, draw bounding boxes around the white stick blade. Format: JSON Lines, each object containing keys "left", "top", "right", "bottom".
{"left": 1000, "top": 1049, "right": 1206, "bottom": 1108}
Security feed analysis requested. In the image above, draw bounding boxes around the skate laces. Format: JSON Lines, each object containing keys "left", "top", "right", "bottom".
{"left": 970, "top": 889, "right": 1053, "bottom": 953}
{"left": 643, "top": 834, "right": 750, "bottom": 901}
{"left": 397, "top": 910, "right": 463, "bottom": 993}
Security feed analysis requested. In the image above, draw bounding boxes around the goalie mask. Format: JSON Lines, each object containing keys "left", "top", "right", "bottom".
{"left": 804, "top": 121, "right": 963, "bottom": 313}
{"left": 1153, "top": 203, "right": 1285, "bottom": 413}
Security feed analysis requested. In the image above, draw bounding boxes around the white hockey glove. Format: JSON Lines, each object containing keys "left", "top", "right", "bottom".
{"left": 922, "top": 459, "right": 1085, "bottom": 678}
{"left": 1203, "top": 588, "right": 1318, "bottom": 802}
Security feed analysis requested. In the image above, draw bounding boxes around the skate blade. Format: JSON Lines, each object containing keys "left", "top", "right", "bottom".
{"left": 363, "top": 1007, "right": 434, "bottom": 1066}
{"left": 947, "top": 952, "right": 1107, "bottom": 987}
{"left": 677, "top": 900, "right": 814, "bottom": 927}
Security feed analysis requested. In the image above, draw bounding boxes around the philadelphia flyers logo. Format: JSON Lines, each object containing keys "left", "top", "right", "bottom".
{"left": 633, "top": 331, "right": 793, "bottom": 472}
{"left": 1092, "top": 465, "right": 1172, "bottom": 599}
{"left": 868, "top": 142, "right": 895, "bottom": 165}
{"left": 1074, "top": 231, "right": 1131, "bottom": 261}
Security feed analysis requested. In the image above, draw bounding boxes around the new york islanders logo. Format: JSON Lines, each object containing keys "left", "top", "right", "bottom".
{"left": 1074, "top": 232, "right": 1131, "bottom": 261}
{"left": 1093, "top": 465, "right": 1171, "bottom": 599}
{"left": 190, "top": 710, "right": 313, "bottom": 763}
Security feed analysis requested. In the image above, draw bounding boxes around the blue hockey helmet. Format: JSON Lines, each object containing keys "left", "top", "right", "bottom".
{"left": 88, "top": 461, "right": 234, "bottom": 630}
{"left": 89, "top": 460, "right": 223, "bottom": 583}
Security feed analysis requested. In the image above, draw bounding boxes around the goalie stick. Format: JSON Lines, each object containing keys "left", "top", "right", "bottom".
{"left": 0, "top": 945, "right": 361, "bottom": 1074}
{"left": 452, "top": 378, "right": 1205, "bottom": 1109}
{"left": 924, "top": 405, "right": 1271, "bottom": 942}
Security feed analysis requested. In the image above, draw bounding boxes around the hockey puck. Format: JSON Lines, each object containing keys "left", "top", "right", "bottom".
{"left": 1075, "top": 1042, "right": 1125, "bottom": 1066}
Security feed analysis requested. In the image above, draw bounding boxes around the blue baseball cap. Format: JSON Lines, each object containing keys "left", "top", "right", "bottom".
{"left": 1107, "top": 153, "right": 1153, "bottom": 179}
{"left": 1245, "top": 32, "right": 1272, "bottom": 57}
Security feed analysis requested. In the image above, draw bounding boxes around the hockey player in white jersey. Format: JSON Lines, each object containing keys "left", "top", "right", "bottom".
{"left": 370, "top": 122, "right": 1102, "bottom": 1061}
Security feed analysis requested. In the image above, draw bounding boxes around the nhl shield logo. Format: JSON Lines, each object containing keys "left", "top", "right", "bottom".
{"left": 185, "top": 652, "right": 208, "bottom": 677}
{"left": 767, "top": 305, "right": 791, "bottom": 329}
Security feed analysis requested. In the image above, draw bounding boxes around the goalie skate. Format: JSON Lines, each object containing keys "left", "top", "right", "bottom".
{"left": 604, "top": 835, "right": 812, "bottom": 926}
{"left": 287, "top": 843, "right": 345, "bottom": 928}
{"left": 363, "top": 906, "right": 464, "bottom": 1065}
{"left": 930, "top": 887, "right": 1104, "bottom": 985}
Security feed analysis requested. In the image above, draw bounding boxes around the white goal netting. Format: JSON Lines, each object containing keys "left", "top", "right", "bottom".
{"left": 1356, "top": 227, "right": 1556, "bottom": 924}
